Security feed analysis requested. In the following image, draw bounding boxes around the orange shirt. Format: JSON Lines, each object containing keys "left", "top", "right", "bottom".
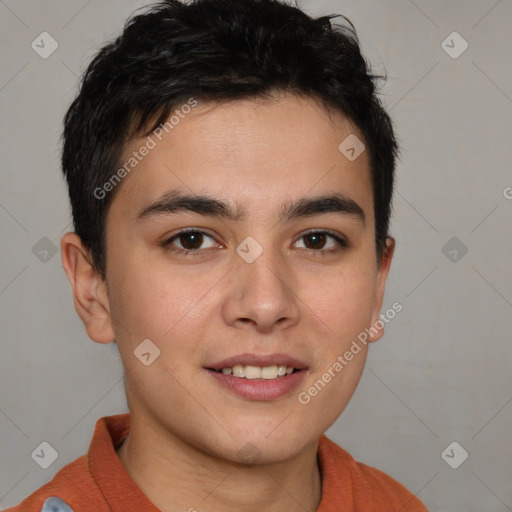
{"left": 6, "top": 413, "right": 428, "bottom": 512}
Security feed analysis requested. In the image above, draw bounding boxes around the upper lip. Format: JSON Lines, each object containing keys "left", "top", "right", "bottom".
{"left": 206, "top": 352, "right": 308, "bottom": 371}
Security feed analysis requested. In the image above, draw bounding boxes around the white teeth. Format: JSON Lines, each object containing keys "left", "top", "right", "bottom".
{"left": 261, "top": 365, "right": 278, "bottom": 379}
{"left": 244, "top": 365, "right": 262, "bottom": 379}
{"left": 217, "top": 364, "right": 296, "bottom": 379}
{"left": 232, "top": 364, "right": 245, "bottom": 377}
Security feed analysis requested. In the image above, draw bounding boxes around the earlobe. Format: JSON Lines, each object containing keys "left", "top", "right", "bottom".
{"left": 368, "top": 237, "right": 396, "bottom": 343}
{"left": 60, "top": 232, "right": 115, "bottom": 344}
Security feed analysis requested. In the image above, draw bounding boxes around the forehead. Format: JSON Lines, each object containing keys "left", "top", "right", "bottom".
{"left": 107, "top": 94, "right": 373, "bottom": 226}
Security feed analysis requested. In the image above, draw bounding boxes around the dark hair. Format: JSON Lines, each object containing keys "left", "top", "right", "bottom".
{"left": 61, "top": 0, "right": 399, "bottom": 280}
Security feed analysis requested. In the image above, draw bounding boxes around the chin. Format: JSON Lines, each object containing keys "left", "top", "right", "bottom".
{"left": 214, "top": 426, "right": 317, "bottom": 466}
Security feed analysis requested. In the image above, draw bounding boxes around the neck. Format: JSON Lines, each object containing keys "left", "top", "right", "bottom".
{"left": 116, "top": 412, "right": 322, "bottom": 512}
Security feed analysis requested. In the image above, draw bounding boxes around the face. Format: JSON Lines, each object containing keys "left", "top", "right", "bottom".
{"left": 64, "top": 93, "right": 394, "bottom": 464}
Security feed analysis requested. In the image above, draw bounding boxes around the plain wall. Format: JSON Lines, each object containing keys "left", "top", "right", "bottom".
{"left": 1, "top": 1, "right": 511, "bottom": 510}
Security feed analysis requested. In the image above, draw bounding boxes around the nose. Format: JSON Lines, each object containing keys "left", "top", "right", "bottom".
{"left": 222, "top": 244, "right": 300, "bottom": 333}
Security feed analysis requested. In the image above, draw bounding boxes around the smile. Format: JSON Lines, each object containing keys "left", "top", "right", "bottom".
{"left": 211, "top": 364, "right": 296, "bottom": 380}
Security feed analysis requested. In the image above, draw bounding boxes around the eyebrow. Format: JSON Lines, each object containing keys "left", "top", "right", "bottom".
{"left": 135, "top": 189, "right": 365, "bottom": 225}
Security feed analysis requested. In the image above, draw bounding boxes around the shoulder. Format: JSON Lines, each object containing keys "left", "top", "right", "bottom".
{"left": 4, "top": 414, "right": 129, "bottom": 512}
{"left": 3, "top": 455, "right": 105, "bottom": 512}
{"left": 318, "top": 435, "right": 429, "bottom": 511}
{"left": 354, "top": 460, "right": 429, "bottom": 511}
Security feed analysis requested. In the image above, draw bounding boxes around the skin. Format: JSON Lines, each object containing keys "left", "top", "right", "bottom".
{"left": 61, "top": 93, "right": 395, "bottom": 512}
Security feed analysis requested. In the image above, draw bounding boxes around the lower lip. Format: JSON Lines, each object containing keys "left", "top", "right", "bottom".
{"left": 205, "top": 369, "right": 308, "bottom": 401}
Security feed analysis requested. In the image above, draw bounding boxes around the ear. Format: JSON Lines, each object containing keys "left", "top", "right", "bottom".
{"left": 368, "top": 236, "right": 396, "bottom": 343}
{"left": 60, "top": 232, "right": 115, "bottom": 344}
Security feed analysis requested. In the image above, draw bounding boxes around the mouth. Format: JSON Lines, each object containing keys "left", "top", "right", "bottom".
{"left": 208, "top": 364, "right": 300, "bottom": 380}
{"left": 204, "top": 353, "right": 308, "bottom": 400}
{"left": 205, "top": 352, "right": 307, "bottom": 378}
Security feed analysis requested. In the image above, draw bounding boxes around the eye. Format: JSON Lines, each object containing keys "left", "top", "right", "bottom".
{"left": 162, "top": 228, "right": 348, "bottom": 257}
{"left": 294, "top": 230, "right": 348, "bottom": 253}
{"left": 162, "top": 229, "right": 218, "bottom": 256}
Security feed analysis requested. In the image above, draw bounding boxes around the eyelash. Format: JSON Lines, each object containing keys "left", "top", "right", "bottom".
{"left": 162, "top": 228, "right": 348, "bottom": 257}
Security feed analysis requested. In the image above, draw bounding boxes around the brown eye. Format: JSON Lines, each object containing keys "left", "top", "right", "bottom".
{"left": 295, "top": 231, "right": 347, "bottom": 253}
{"left": 175, "top": 231, "right": 204, "bottom": 250}
{"left": 163, "top": 229, "right": 217, "bottom": 256}
{"left": 303, "top": 232, "right": 327, "bottom": 250}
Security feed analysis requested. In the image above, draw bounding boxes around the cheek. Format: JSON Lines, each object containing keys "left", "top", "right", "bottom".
{"left": 108, "top": 259, "right": 220, "bottom": 362}
{"left": 302, "top": 266, "right": 377, "bottom": 339}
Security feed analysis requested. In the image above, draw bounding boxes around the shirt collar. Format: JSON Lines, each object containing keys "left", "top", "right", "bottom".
{"left": 88, "top": 413, "right": 161, "bottom": 512}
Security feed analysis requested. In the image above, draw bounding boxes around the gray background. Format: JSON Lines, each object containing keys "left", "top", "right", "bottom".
{"left": 0, "top": 0, "right": 511, "bottom": 510}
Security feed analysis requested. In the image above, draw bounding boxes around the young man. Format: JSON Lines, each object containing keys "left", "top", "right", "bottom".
{"left": 7, "top": 0, "right": 428, "bottom": 510}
